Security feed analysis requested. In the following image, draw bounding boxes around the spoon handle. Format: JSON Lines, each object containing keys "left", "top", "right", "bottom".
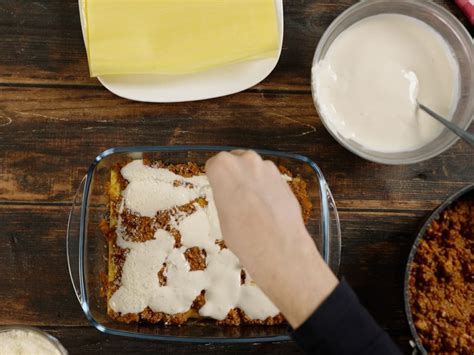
{"left": 418, "top": 103, "right": 474, "bottom": 147}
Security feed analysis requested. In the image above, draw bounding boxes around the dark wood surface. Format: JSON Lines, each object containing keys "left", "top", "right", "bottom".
{"left": 0, "top": 1, "right": 472, "bottom": 354}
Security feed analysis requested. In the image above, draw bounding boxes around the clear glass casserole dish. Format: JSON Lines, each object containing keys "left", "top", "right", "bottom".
{"left": 67, "top": 146, "right": 341, "bottom": 342}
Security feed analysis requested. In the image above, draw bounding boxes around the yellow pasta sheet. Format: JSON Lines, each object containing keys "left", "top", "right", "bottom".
{"left": 85, "top": 0, "right": 279, "bottom": 77}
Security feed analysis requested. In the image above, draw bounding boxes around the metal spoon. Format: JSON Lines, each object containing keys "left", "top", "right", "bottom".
{"left": 418, "top": 102, "right": 474, "bottom": 147}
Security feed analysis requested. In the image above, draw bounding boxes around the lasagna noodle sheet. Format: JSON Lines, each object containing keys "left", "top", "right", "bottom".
{"left": 85, "top": 0, "right": 279, "bottom": 77}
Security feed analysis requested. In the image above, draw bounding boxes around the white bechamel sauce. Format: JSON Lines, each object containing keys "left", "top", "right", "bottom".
{"left": 0, "top": 330, "right": 62, "bottom": 355}
{"left": 178, "top": 207, "right": 215, "bottom": 250}
{"left": 313, "top": 14, "right": 460, "bottom": 153}
{"left": 237, "top": 271, "right": 279, "bottom": 319}
{"left": 121, "top": 160, "right": 207, "bottom": 217}
{"left": 109, "top": 160, "right": 286, "bottom": 321}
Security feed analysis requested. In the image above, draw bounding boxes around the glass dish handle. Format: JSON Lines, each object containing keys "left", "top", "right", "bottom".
{"left": 66, "top": 175, "right": 86, "bottom": 304}
{"left": 326, "top": 184, "right": 341, "bottom": 274}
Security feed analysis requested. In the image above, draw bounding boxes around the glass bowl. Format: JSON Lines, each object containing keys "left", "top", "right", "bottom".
{"left": 66, "top": 146, "right": 341, "bottom": 342}
{"left": 311, "top": 0, "right": 474, "bottom": 165}
{"left": 0, "top": 326, "right": 68, "bottom": 354}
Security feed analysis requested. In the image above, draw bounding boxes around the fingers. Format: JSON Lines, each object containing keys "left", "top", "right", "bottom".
{"left": 229, "top": 149, "right": 246, "bottom": 156}
{"left": 231, "top": 150, "right": 261, "bottom": 162}
{"left": 205, "top": 151, "right": 235, "bottom": 177}
{"left": 206, "top": 150, "right": 261, "bottom": 173}
{"left": 263, "top": 159, "right": 280, "bottom": 175}
{"left": 206, "top": 150, "right": 285, "bottom": 190}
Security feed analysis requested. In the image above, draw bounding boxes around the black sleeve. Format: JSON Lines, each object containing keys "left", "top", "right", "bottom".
{"left": 291, "top": 279, "right": 402, "bottom": 354}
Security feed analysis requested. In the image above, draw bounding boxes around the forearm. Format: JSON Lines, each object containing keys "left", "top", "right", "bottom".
{"left": 266, "top": 239, "right": 338, "bottom": 329}
{"left": 206, "top": 152, "right": 400, "bottom": 354}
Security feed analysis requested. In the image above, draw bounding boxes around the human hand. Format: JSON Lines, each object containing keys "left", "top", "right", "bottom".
{"left": 205, "top": 150, "right": 338, "bottom": 328}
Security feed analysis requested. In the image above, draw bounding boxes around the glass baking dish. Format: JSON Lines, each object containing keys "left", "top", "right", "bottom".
{"left": 67, "top": 146, "right": 341, "bottom": 342}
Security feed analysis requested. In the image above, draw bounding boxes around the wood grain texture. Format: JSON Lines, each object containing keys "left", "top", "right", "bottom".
{"left": 0, "top": 205, "right": 424, "bottom": 352}
{"left": 0, "top": 0, "right": 471, "bottom": 89}
{"left": 36, "top": 327, "right": 305, "bottom": 355}
{"left": 0, "top": 0, "right": 472, "bottom": 353}
{"left": 0, "top": 87, "right": 472, "bottom": 209}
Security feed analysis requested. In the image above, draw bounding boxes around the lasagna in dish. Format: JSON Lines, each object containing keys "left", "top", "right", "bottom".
{"left": 101, "top": 159, "right": 312, "bottom": 325}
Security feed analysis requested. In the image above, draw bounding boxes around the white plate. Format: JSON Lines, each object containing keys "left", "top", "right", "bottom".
{"left": 79, "top": 0, "right": 283, "bottom": 103}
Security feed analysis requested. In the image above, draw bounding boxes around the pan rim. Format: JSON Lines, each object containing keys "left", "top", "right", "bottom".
{"left": 403, "top": 183, "right": 474, "bottom": 354}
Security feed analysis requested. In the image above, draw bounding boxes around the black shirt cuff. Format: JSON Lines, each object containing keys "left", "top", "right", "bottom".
{"left": 291, "top": 279, "right": 401, "bottom": 354}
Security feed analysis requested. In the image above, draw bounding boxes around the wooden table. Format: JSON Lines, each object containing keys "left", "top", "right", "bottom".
{"left": 0, "top": 1, "right": 472, "bottom": 353}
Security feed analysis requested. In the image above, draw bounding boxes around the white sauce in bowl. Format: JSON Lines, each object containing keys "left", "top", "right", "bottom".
{"left": 312, "top": 14, "right": 460, "bottom": 153}
{"left": 0, "top": 330, "right": 62, "bottom": 355}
